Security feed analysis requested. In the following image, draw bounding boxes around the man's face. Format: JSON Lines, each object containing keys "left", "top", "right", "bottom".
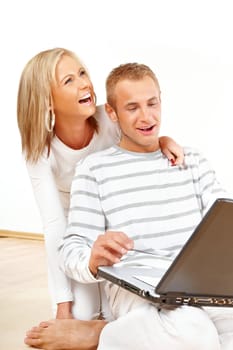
{"left": 113, "top": 76, "right": 161, "bottom": 153}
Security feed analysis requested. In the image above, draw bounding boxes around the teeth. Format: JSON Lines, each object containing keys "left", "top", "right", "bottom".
{"left": 80, "top": 92, "right": 91, "bottom": 100}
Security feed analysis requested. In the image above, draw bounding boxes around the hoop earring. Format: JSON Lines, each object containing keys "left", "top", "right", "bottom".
{"left": 93, "top": 92, "right": 97, "bottom": 105}
{"left": 45, "top": 110, "right": 55, "bottom": 132}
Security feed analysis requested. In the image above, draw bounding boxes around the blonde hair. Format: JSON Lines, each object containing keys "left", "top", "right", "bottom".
{"left": 17, "top": 48, "right": 97, "bottom": 162}
{"left": 106, "top": 62, "right": 160, "bottom": 109}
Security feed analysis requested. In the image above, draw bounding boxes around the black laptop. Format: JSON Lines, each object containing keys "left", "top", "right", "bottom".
{"left": 98, "top": 198, "right": 233, "bottom": 308}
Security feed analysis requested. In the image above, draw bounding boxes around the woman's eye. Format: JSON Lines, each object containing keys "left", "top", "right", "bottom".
{"left": 64, "top": 77, "right": 73, "bottom": 85}
{"left": 80, "top": 69, "right": 86, "bottom": 76}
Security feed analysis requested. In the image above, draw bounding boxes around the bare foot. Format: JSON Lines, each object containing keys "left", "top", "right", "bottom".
{"left": 24, "top": 319, "right": 107, "bottom": 350}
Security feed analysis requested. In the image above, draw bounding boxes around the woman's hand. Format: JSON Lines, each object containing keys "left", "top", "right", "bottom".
{"left": 159, "top": 136, "right": 184, "bottom": 166}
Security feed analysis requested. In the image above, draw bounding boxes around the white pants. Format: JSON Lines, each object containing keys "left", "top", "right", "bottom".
{"left": 206, "top": 307, "right": 233, "bottom": 350}
{"left": 98, "top": 285, "right": 233, "bottom": 350}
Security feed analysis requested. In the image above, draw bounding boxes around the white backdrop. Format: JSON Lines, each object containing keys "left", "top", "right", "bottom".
{"left": 0, "top": 0, "right": 232, "bottom": 233}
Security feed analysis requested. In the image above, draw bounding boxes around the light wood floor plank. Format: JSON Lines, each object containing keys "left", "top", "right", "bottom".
{"left": 0, "top": 237, "right": 52, "bottom": 349}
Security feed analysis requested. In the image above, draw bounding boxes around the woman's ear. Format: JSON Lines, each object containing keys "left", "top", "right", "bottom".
{"left": 105, "top": 103, "right": 118, "bottom": 122}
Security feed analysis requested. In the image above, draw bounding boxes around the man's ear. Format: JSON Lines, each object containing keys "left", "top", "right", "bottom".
{"left": 105, "top": 103, "right": 118, "bottom": 122}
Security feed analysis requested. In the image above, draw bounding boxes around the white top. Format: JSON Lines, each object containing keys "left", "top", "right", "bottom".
{"left": 26, "top": 106, "right": 121, "bottom": 303}
{"left": 59, "top": 146, "right": 226, "bottom": 284}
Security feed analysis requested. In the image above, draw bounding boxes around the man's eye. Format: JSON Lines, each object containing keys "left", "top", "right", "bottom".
{"left": 128, "top": 107, "right": 137, "bottom": 111}
{"left": 148, "top": 103, "right": 157, "bottom": 107}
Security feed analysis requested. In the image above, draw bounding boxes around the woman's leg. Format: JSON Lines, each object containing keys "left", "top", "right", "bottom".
{"left": 71, "top": 281, "right": 112, "bottom": 321}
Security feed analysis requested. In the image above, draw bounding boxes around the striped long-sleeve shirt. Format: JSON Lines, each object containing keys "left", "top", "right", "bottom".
{"left": 59, "top": 146, "right": 226, "bottom": 283}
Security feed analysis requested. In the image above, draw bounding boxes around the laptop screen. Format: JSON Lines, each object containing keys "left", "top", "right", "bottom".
{"left": 156, "top": 198, "right": 233, "bottom": 297}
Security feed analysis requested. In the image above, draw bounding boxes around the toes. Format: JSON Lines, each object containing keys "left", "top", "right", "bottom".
{"left": 39, "top": 321, "right": 50, "bottom": 328}
{"left": 39, "top": 319, "right": 55, "bottom": 328}
{"left": 26, "top": 326, "right": 39, "bottom": 334}
{"left": 24, "top": 336, "right": 42, "bottom": 347}
{"left": 26, "top": 330, "right": 40, "bottom": 339}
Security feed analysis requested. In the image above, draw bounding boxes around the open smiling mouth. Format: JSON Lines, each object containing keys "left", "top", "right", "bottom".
{"left": 137, "top": 125, "right": 155, "bottom": 131}
{"left": 79, "top": 92, "right": 92, "bottom": 104}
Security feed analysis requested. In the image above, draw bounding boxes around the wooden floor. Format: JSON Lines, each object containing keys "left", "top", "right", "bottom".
{"left": 0, "top": 237, "right": 52, "bottom": 349}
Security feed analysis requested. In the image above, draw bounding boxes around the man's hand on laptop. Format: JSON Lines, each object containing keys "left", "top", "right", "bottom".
{"left": 88, "top": 231, "right": 134, "bottom": 276}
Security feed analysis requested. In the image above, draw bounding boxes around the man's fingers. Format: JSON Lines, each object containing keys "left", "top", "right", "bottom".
{"left": 89, "top": 246, "right": 121, "bottom": 275}
{"left": 93, "top": 245, "right": 121, "bottom": 264}
{"left": 102, "top": 239, "right": 128, "bottom": 255}
{"left": 104, "top": 231, "right": 133, "bottom": 250}
{"left": 89, "top": 231, "right": 134, "bottom": 275}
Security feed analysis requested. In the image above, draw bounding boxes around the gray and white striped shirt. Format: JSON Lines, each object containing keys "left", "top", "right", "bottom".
{"left": 59, "top": 146, "right": 225, "bottom": 283}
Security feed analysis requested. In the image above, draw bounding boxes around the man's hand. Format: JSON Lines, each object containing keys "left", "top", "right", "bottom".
{"left": 89, "top": 231, "right": 133, "bottom": 276}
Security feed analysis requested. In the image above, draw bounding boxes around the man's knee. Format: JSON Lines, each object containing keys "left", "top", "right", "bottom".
{"left": 98, "top": 305, "right": 221, "bottom": 350}
{"left": 163, "top": 306, "right": 220, "bottom": 350}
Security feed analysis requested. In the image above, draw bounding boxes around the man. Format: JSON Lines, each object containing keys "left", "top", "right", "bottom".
{"left": 25, "top": 63, "right": 233, "bottom": 349}
{"left": 59, "top": 63, "right": 231, "bottom": 349}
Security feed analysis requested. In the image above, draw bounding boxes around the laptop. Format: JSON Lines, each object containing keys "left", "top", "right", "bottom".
{"left": 98, "top": 198, "right": 233, "bottom": 307}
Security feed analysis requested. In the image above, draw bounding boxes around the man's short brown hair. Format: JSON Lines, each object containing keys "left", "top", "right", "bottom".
{"left": 106, "top": 62, "right": 160, "bottom": 108}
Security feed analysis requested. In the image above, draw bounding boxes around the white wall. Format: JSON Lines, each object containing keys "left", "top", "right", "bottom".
{"left": 0, "top": 0, "right": 232, "bottom": 233}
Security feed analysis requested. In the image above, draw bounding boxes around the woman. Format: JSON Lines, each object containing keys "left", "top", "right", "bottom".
{"left": 17, "top": 47, "right": 183, "bottom": 322}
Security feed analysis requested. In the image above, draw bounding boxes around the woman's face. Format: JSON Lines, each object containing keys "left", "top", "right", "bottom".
{"left": 51, "top": 54, "right": 96, "bottom": 122}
